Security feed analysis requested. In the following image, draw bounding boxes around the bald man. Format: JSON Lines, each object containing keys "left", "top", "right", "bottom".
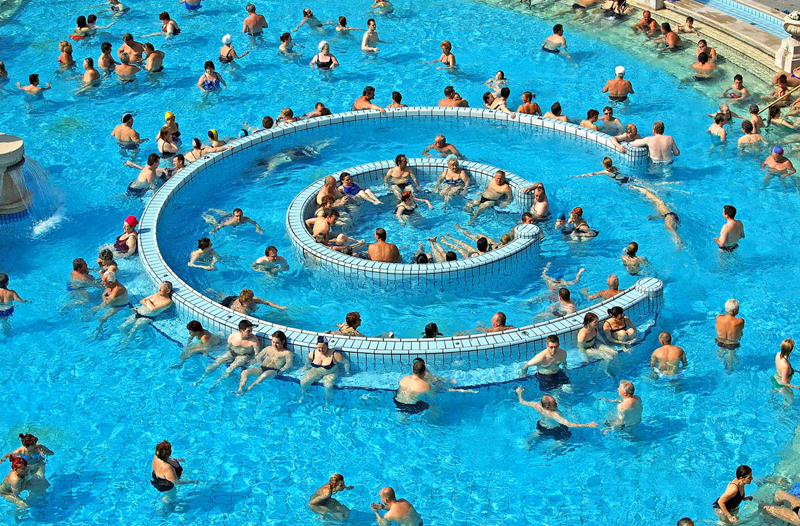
{"left": 515, "top": 387, "right": 598, "bottom": 441}
{"left": 371, "top": 487, "right": 423, "bottom": 526}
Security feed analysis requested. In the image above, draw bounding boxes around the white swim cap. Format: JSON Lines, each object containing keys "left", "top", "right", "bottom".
{"left": 318, "top": 40, "right": 328, "bottom": 51}
{"left": 615, "top": 65, "right": 625, "bottom": 76}
{"left": 222, "top": 34, "right": 232, "bottom": 45}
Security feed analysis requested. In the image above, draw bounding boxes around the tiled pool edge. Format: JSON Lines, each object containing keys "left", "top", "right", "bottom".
{"left": 138, "top": 108, "right": 660, "bottom": 371}
{"left": 285, "top": 158, "right": 541, "bottom": 291}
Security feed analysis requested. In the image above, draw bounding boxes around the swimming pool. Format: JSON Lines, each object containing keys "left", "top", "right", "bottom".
{"left": 1, "top": 0, "right": 798, "bottom": 522}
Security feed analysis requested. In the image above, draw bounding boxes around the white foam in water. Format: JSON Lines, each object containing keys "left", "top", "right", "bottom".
{"left": 31, "top": 206, "right": 65, "bottom": 238}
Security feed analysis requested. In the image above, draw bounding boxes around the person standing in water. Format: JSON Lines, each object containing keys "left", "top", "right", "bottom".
{"left": 0, "top": 274, "right": 27, "bottom": 334}
{"left": 599, "top": 380, "right": 642, "bottom": 431}
{"left": 713, "top": 205, "right": 744, "bottom": 252}
{"left": 394, "top": 358, "right": 432, "bottom": 414}
{"left": 712, "top": 465, "right": 753, "bottom": 524}
{"left": 309, "top": 474, "right": 354, "bottom": 520}
{"left": 515, "top": 387, "right": 598, "bottom": 441}
{"left": 650, "top": 332, "right": 688, "bottom": 377}
{"left": 371, "top": 487, "right": 423, "bottom": 526}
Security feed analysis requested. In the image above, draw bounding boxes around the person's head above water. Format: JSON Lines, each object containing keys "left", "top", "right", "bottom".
{"left": 723, "top": 204, "right": 736, "bottom": 219}
{"left": 697, "top": 52, "right": 708, "bottom": 64}
{"left": 615, "top": 65, "right": 625, "bottom": 77}
{"left": 552, "top": 24, "right": 563, "bottom": 34}
{"left": 540, "top": 394, "right": 558, "bottom": 411}
{"left": 222, "top": 34, "right": 232, "bottom": 45}
{"left": 424, "top": 322, "right": 442, "bottom": 338}
{"left": 724, "top": 298, "right": 739, "bottom": 315}
{"left": 412, "top": 358, "right": 426, "bottom": 377}
{"left": 550, "top": 101, "right": 562, "bottom": 115}
{"left": 626, "top": 241, "right": 638, "bottom": 256}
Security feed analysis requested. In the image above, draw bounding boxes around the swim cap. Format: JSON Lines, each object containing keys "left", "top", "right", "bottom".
{"left": 557, "top": 213, "right": 566, "bottom": 220}
{"left": 208, "top": 129, "right": 218, "bottom": 140}
{"left": 318, "top": 40, "right": 328, "bottom": 51}
{"left": 239, "top": 128, "right": 248, "bottom": 138}
{"left": 774, "top": 145, "right": 784, "bottom": 154}
{"left": 446, "top": 154, "right": 458, "bottom": 163}
{"left": 165, "top": 111, "right": 175, "bottom": 121}
{"left": 615, "top": 65, "right": 625, "bottom": 76}
{"left": 222, "top": 34, "right": 232, "bottom": 45}
{"left": 550, "top": 271, "right": 564, "bottom": 280}
{"left": 121, "top": 113, "right": 133, "bottom": 123}
{"left": 124, "top": 215, "right": 139, "bottom": 227}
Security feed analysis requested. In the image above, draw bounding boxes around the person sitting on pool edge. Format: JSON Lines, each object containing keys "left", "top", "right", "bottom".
{"left": 463, "top": 169, "right": 513, "bottom": 225}
{"left": 194, "top": 319, "right": 260, "bottom": 387}
{"left": 602, "top": 306, "right": 637, "bottom": 344}
{"left": 515, "top": 388, "right": 598, "bottom": 441}
{"left": 394, "top": 358, "right": 432, "bottom": 413}
{"left": 235, "top": 330, "right": 294, "bottom": 394}
{"left": 519, "top": 334, "right": 569, "bottom": 391}
{"left": 299, "top": 336, "right": 350, "bottom": 403}
{"left": 119, "top": 280, "right": 174, "bottom": 341}
{"left": 338, "top": 172, "right": 382, "bottom": 205}
{"left": 170, "top": 320, "right": 221, "bottom": 369}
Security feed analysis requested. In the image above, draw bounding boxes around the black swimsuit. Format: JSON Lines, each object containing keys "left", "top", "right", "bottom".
{"left": 314, "top": 55, "right": 334, "bottom": 70}
{"left": 151, "top": 458, "right": 183, "bottom": 493}
{"left": 713, "top": 484, "right": 745, "bottom": 511}
{"left": 311, "top": 348, "right": 337, "bottom": 370}
{"left": 663, "top": 211, "right": 680, "bottom": 223}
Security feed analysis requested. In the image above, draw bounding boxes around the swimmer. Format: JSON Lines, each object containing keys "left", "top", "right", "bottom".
{"left": 599, "top": 380, "right": 642, "bottom": 431}
{"left": 372, "top": 0, "right": 395, "bottom": 16}
{"left": 251, "top": 246, "right": 289, "bottom": 275}
{"left": 150, "top": 440, "right": 198, "bottom": 508}
{"left": 434, "top": 156, "right": 469, "bottom": 208}
{"left": 339, "top": 171, "right": 383, "bottom": 204}
{"left": 737, "top": 121, "right": 767, "bottom": 150}
{"left": 561, "top": 206, "right": 598, "bottom": 238}
{"left": 188, "top": 238, "right": 218, "bottom": 270}
{"left": 431, "top": 40, "right": 456, "bottom": 69}
{"left": 712, "top": 465, "right": 753, "bottom": 524}
{"left": 422, "top": 135, "right": 461, "bottom": 157}
{"left": 197, "top": 61, "right": 226, "bottom": 91}
{"left": 352, "top": 86, "right": 386, "bottom": 112}
{"left": 304, "top": 102, "right": 331, "bottom": 118}
{"left": 542, "top": 24, "right": 572, "bottom": 60}
{"left": 362, "top": 18, "right": 391, "bottom": 52}
{"left": 395, "top": 190, "right": 433, "bottom": 226}
{"left": 488, "top": 87, "right": 517, "bottom": 118}
{"left": 650, "top": 331, "right": 687, "bottom": 376}
{"left": 629, "top": 185, "right": 682, "bottom": 247}
{"left": 543, "top": 101, "right": 568, "bottom": 122}
{"left": 439, "top": 85, "right": 469, "bottom": 107}
{"left": 235, "top": 330, "right": 293, "bottom": 394}
{"left": 583, "top": 274, "right": 623, "bottom": 300}
{"left": 455, "top": 223, "right": 506, "bottom": 249}
{"left": 195, "top": 320, "right": 260, "bottom": 387}
{"left": 124, "top": 153, "right": 160, "bottom": 196}
{"left": 220, "top": 288, "right": 287, "bottom": 314}
{"left": 111, "top": 113, "right": 147, "bottom": 148}
{"left": 696, "top": 39, "right": 717, "bottom": 62}
{"left": 98, "top": 42, "right": 117, "bottom": 71}
{"left": 598, "top": 106, "right": 623, "bottom": 135}
{"left": 279, "top": 32, "right": 303, "bottom": 56}
{"left": 106, "top": 0, "right": 130, "bottom": 14}
{"left": 204, "top": 207, "right": 263, "bottom": 234}
{"left": 141, "top": 12, "right": 180, "bottom": 39}
{"left": 57, "top": 41, "right": 75, "bottom": 68}
{"left": 632, "top": 10, "right": 659, "bottom": 35}
{"left": 715, "top": 299, "right": 744, "bottom": 349}
{"left": 713, "top": 204, "right": 745, "bottom": 251}
{"left": 522, "top": 182, "right": 550, "bottom": 219}
{"left": 577, "top": 312, "right": 618, "bottom": 361}
{"left": 293, "top": 8, "right": 335, "bottom": 33}
{"left": 485, "top": 70, "right": 508, "bottom": 96}
{"left": 572, "top": 156, "right": 630, "bottom": 184}
{"left": 394, "top": 359, "right": 432, "bottom": 413}
{"left": 476, "top": 312, "right": 515, "bottom": 333}
{"left": 0, "top": 433, "right": 53, "bottom": 484}
{"left": 170, "top": 320, "right": 221, "bottom": 369}
{"left": 463, "top": 169, "right": 513, "bottom": 224}
{"left": 654, "top": 22, "right": 683, "bottom": 50}
{"left": 115, "top": 52, "right": 140, "bottom": 81}
{"left": 117, "top": 33, "right": 144, "bottom": 62}
{"left": 309, "top": 474, "right": 354, "bottom": 520}
{"left": 621, "top": 241, "right": 647, "bottom": 275}
{"left": 609, "top": 123, "right": 642, "bottom": 154}
{"left": 335, "top": 16, "right": 363, "bottom": 33}
{"left": 368, "top": 228, "right": 402, "bottom": 262}
{"left": 79, "top": 58, "right": 101, "bottom": 90}
{"left": 541, "top": 262, "right": 584, "bottom": 292}
{"left": 721, "top": 74, "right": 750, "bottom": 101}
{"left": 0, "top": 274, "right": 26, "bottom": 334}
{"left": 310, "top": 41, "right": 339, "bottom": 71}
{"left": 602, "top": 306, "right": 637, "bottom": 343}
{"left": 307, "top": 209, "right": 340, "bottom": 243}
{"left": 371, "top": 487, "right": 423, "bottom": 526}
{"left": 630, "top": 121, "right": 680, "bottom": 163}
{"left": 602, "top": 66, "right": 634, "bottom": 102}
{"left": 91, "top": 271, "right": 129, "bottom": 333}
{"left": 67, "top": 258, "right": 99, "bottom": 304}
{"left": 517, "top": 91, "right": 542, "bottom": 115}
{"left": 185, "top": 138, "right": 230, "bottom": 162}
{"left": 385, "top": 154, "right": 419, "bottom": 199}
{"left": 299, "top": 336, "right": 350, "bottom": 402}
{"left": 580, "top": 109, "right": 600, "bottom": 130}
{"left": 219, "top": 34, "right": 249, "bottom": 64}
{"left": 516, "top": 388, "right": 598, "bottom": 442}
{"left": 16, "top": 73, "right": 51, "bottom": 94}
{"left": 691, "top": 52, "right": 716, "bottom": 80}
{"left": 242, "top": 4, "right": 268, "bottom": 36}
{"left": 0, "top": 457, "right": 28, "bottom": 509}
{"left": 387, "top": 91, "right": 408, "bottom": 109}
{"left": 763, "top": 488, "right": 800, "bottom": 526}
{"left": 119, "top": 281, "right": 174, "bottom": 341}
{"left": 519, "top": 335, "right": 570, "bottom": 391}
{"left": 547, "top": 287, "right": 576, "bottom": 317}
{"left": 677, "top": 16, "right": 697, "bottom": 33}
{"left": 762, "top": 146, "right": 796, "bottom": 188}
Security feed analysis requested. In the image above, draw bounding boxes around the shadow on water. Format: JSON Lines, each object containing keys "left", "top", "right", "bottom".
{"left": 182, "top": 485, "right": 250, "bottom": 515}
{"left": 26, "top": 473, "right": 98, "bottom": 524}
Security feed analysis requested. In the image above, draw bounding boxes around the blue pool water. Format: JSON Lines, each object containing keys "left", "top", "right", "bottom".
{"left": 1, "top": 0, "right": 799, "bottom": 523}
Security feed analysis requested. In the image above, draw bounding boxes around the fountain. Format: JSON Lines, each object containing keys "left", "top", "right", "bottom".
{"left": 0, "top": 134, "right": 31, "bottom": 224}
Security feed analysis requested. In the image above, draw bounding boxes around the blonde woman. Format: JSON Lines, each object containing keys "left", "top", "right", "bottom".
{"left": 309, "top": 473, "right": 354, "bottom": 520}
{"left": 434, "top": 155, "right": 469, "bottom": 208}
{"left": 431, "top": 40, "right": 456, "bottom": 69}
{"left": 58, "top": 41, "right": 75, "bottom": 67}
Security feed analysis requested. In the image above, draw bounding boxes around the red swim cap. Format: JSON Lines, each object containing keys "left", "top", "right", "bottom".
{"left": 124, "top": 215, "right": 139, "bottom": 227}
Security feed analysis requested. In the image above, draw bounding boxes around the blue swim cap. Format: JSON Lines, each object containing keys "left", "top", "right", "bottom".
{"left": 774, "top": 145, "right": 784, "bottom": 154}
{"left": 446, "top": 154, "right": 458, "bottom": 162}
{"left": 557, "top": 213, "right": 566, "bottom": 220}
{"left": 550, "top": 271, "right": 564, "bottom": 280}
{"left": 790, "top": 483, "right": 800, "bottom": 498}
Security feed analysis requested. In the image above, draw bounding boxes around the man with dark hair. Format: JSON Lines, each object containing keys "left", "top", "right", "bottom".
{"left": 368, "top": 228, "right": 401, "bottom": 262}
{"left": 519, "top": 334, "right": 569, "bottom": 391}
{"left": 488, "top": 86, "right": 516, "bottom": 118}
{"left": 438, "top": 85, "right": 469, "bottom": 107}
{"left": 361, "top": 18, "right": 390, "bottom": 52}
{"left": 631, "top": 120, "right": 680, "bottom": 163}
{"left": 352, "top": 86, "right": 385, "bottom": 112}
{"left": 654, "top": 22, "right": 682, "bottom": 49}
{"left": 676, "top": 519, "right": 694, "bottom": 526}
{"left": 195, "top": 319, "right": 260, "bottom": 386}
{"left": 306, "top": 209, "right": 339, "bottom": 243}
{"left": 208, "top": 207, "right": 263, "bottom": 234}
{"left": 394, "top": 358, "right": 432, "bottom": 413}
{"left": 126, "top": 153, "right": 160, "bottom": 196}
{"left": 542, "top": 23, "right": 568, "bottom": 55}
{"left": 714, "top": 205, "right": 744, "bottom": 251}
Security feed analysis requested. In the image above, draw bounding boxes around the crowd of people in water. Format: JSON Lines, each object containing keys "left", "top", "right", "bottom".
{"left": 3, "top": 0, "right": 800, "bottom": 522}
